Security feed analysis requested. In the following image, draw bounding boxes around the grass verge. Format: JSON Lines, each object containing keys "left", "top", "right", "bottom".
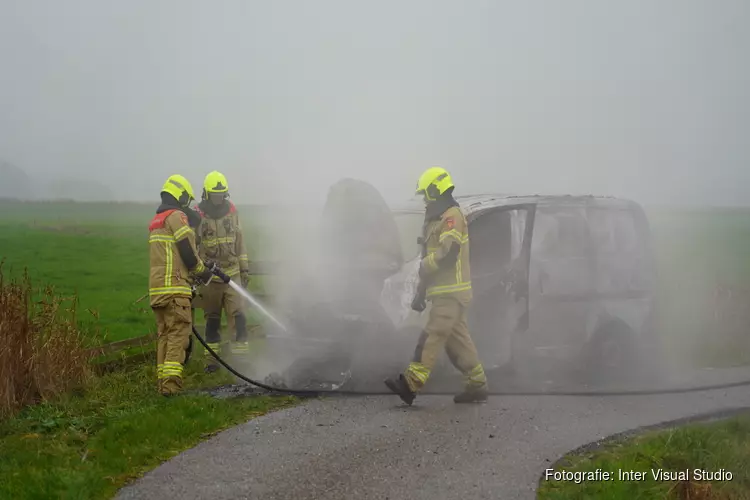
{"left": 537, "top": 413, "right": 750, "bottom": 500}
{"left": 0, "top": 357, "right": 299, "bottom": 500}
{"left": 0, "top": 263, "right": 297, "bottom": 499}
{"left": 0, "top": 262, "right": 93, "bottom": 418}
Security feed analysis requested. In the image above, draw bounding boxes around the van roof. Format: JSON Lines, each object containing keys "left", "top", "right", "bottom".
{"left": 391, "top": 193, "right": 642, "bottom": 215}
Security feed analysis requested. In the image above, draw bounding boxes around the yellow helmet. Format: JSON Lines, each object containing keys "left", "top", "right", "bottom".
{"left": 202, "top": 171, "right": 229, "bottom": 201}
{"left": 416, "top": 166, "right": 454, "bottom": 201}
{"left": 161, "top": 174, "right": 195, "bottom": 206}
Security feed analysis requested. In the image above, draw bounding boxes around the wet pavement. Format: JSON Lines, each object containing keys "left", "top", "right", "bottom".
{"left": 118, "top": 366, "right": 750, "bottom": 500}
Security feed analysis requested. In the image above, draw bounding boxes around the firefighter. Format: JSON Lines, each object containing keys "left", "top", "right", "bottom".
{"left": 149, "top": 174, "right": 215, "bottom": 396}
{"left": 384, "top": 167, "right": 489, "bottom": 404}
{"left": 195, "top": 171, "right": 252, "bottom": 372}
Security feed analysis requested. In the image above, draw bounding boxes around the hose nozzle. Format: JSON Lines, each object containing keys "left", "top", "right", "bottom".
{"left": 206, "top": 261, "right": 231, "bottom": 284}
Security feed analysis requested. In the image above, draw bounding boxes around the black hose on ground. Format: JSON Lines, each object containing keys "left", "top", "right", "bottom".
{"left": 191, "top": 326, "right": 750, "bottom": 398}
{"left": 192, "top": 326, "right": 323, "bottom": 397}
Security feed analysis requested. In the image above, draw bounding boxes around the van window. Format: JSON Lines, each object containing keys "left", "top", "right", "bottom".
{"left": 532, "top": 207, "right": 589, "bottom": 258}
{"left": 529, "top": 207, "right": 594, "bottom": 296}
{"left": 470, "top": 209, "right": 513, "bottom": 271}
{"left": 587, "top": 207, "right": 652, "bottom": 293}
{"left": 469, "top": 207, "right": 530, "bottom": 295}
{"left": 588, "top": 208, "right": 640, "bottom": 255}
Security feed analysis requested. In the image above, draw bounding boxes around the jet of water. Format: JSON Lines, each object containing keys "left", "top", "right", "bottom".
{"left": 227, "top": 280, "right": 290, "bottom": 334}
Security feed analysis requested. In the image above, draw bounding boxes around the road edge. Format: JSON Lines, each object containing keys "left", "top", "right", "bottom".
{"left": 535, "top": 405, "right": 750, "bottom": 497}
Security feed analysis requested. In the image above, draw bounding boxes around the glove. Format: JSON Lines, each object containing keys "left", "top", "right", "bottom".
{"left": 195, "top": 270, "right": 213, "bottom": 285}
{"left": 241, "top": 272, "right": 250, "bottom": 289}
{"left": 411, "top": 290, "right": 426, "bottom": 312}
{"left": 194, "top": 262, "right": 214, "bottom": 285}
{"left": 411, "top": 296, "right": 426, "bottom": 312}
{"left": 211, "top": 265, "right": 231, "bottom": 284}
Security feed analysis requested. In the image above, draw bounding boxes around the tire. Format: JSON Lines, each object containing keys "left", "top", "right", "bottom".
{"left": 584, "top": 320, "right": 640, "bottom": 387}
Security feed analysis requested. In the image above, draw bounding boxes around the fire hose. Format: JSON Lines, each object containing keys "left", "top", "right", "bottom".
{"left": 190, "top": 265, "right": 750, "bottom": 398}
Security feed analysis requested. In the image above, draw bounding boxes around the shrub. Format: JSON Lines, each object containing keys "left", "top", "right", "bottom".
{"left": 0, "top": 260, "right": 91, "bottom": 418}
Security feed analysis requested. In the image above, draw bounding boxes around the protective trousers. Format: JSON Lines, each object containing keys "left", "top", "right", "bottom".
{"left": 153, "top": 296, "right": 193, "bottom": 395}
{"left": 201, "top": 275, "right": 249, "bottom": 359}
{"left": 404, "top": 296, "right": 488, "bottom": 393}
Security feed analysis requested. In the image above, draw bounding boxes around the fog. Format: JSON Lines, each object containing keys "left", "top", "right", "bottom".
{"left": 1, "top": 0, "right": 749, "bottom": 207}
{"left": 2, "top": 0, "right": 750, "bottom": 394}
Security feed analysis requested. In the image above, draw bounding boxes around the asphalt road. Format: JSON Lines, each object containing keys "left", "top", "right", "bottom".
{"left": 116, "top": 367, "right": 750, "bottom": 500}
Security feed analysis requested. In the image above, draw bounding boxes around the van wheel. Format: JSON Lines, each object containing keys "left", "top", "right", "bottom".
{"left": 585, "top": 320, "right": 639, "bottom": 386}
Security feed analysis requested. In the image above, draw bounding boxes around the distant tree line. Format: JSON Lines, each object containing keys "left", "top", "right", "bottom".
{"left": 0, "top": 159, "right": 114, "bottom": 202}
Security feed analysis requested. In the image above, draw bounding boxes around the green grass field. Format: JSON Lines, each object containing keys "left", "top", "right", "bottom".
{"left": 648, "top": 208, "right": 750, "bottom": 286}
{"left": 647, "top": 208, "right": 750, "bottom": 366}
{"left": 0, "top": 200, "right": 277, "bottom": 343}
{"left": 537, "top": 413, "right": 750, "bottom": 500}
{"left": 0, "top": 358, "right": 298, "bottom": 500}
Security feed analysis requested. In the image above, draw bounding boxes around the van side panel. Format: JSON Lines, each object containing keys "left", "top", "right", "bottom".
{"left": 586, "top": 206, "right": 655, "bottom": 343}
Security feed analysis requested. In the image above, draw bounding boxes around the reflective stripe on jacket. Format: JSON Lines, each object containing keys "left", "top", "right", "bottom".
{"left": 148, "top": 209, "right": 205, "bottom": 306}
{"left": 196, "top": 202, "right": 249, "bottom": 283}
{"left": 420, "top": 205, "right": 472, "bottom": 304}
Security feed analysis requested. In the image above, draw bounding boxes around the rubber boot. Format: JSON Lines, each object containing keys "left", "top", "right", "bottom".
{"left": 230, "top": 314, "right": 250, "bottom": 353}
{"left": 230, "top": 314, "right": 250, "bottom": 373}
{"left": 161, "top": 375, "right": 184, "bottom": 397}
{"left": 204, "top": 316, "right": 222, "bottom": 374}
{"left": 384, "top": 374, "right": 416, "bottom": 405}
{"left": 453, "top": 385, "right": 489, "bottom": 404}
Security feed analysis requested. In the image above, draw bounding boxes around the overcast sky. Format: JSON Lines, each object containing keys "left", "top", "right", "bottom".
{"left": 1, "top": 0, "right": 748, "bottom": 206}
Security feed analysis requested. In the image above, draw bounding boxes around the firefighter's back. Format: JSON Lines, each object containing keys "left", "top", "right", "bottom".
{"left": 149, "top": 209, "right": 194, "bottom": 307}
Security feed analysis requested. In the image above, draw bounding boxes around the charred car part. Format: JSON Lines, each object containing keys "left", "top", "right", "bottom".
{"left": 263, "top": 298, "right": 403, "bottom": 391}
{"left": 261, "top": 178, "right": 406, "bottom": 390}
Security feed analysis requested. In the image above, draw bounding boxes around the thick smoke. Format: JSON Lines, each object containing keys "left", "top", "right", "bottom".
{"left": 232, "top": 179, "right": 415, "bottom": 391}
{"left": 229, "top": 191, "right": 750, "bottom": 395}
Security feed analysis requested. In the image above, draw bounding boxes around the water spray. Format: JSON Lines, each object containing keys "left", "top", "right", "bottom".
{"left": 202, "top": 261, "right": 290, "bottom": 334}
{"left": 226, "top": 279, "right": 290, "bottom": 334}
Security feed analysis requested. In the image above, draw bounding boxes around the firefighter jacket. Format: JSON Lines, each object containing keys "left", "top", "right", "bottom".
{"left": 419, "top": 199, "right": 472, "bottom": 305}
{"left": 195, "top": 200, "right": 249, "bottom": 284}
{"left": 148, "top": 204, "right": 206, "bottom": 307}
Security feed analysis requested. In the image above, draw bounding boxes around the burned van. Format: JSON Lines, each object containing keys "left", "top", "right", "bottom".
{"left": 262, "top": 188, "right": 660, "bottom": 390}
{"left": 380, "top": 194, "right": 660, "bottom": 386}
